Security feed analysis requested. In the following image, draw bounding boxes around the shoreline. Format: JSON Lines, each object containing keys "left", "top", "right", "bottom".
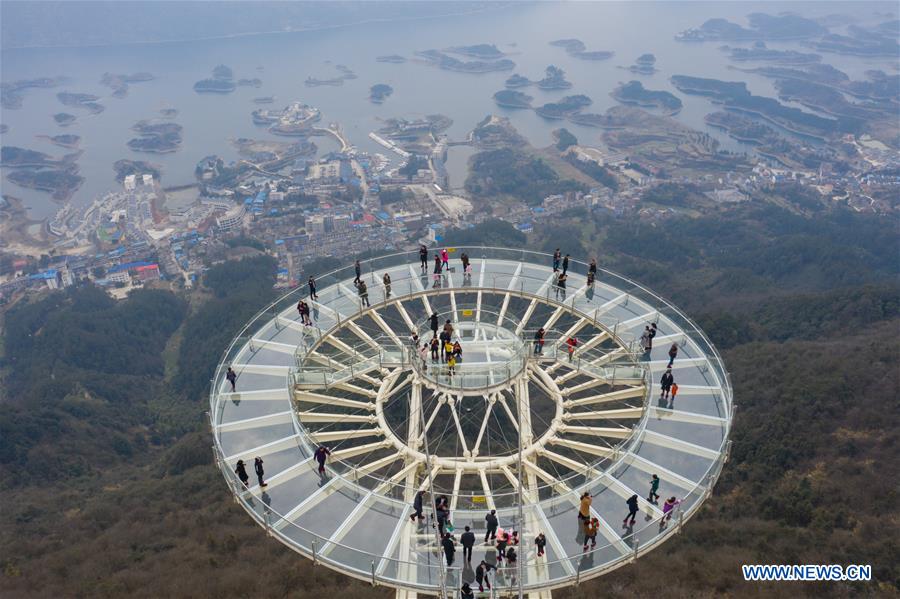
{"left": 1, "top": 4, "right": 510, "bottom": 52}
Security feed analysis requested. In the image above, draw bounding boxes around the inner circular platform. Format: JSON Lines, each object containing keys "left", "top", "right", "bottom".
{"left": 210, "top": 247, "right": 733, "bottom": 596}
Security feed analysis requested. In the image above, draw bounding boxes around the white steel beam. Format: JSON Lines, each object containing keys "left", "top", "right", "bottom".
{"left": 550, "top": 437, "right": 616, "bottom": 458}
{"left": 217, "top": 410, "right": 294, "bottom": 432}
{"left": 224, "top": 434, "right": 301, "bottom": 463}
{"left": 564, "top": 386, "right": 644, "bottom": 408}
{"left": 564, "top": 407, "right": 643, "bottom": 421}
{"left": 641, "top": 430, "right": 720, "bottom": 460}
{"left": 220, "top": 388, "right": 289, "bottom": 402}
{"left": 627, "top": 453, "right": 702, "bottom": 492}
{"left": 294, "top": 390, "right": 374, "bottom": 411}
{"left": 230, "top": 363, "right": 291, "bottom": 377}
{"left": 297, "top": 411, "right": 377, "bottom": 424}
{"left": 308, "top": 428, "right": 383, "bottom": 443}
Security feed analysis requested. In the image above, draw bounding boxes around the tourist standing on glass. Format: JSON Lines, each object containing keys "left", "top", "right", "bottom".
{"left": 668, "top": 343, "right": 678, "bottom": 367}
{"left": 460, "top": 525, "right": 476, "bottom": 563}
{"left": 226, "top": 366, "right": 237, "bottom": 392}
{"left": 419, "top": 244, "right": 429, "bottom": 272}
{"left": 235, "top": 459, "right": 249, "bottom": 488}
{"left": 254, "top": 457, "right": 267, "bottom": 488}
{"left": 553, "top": 248, "right": 561, "bottom": 271}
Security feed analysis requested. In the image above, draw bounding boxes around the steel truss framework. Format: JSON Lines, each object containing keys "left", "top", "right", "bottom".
{"left": 210, "top": 248, "right": 734, "bottom": 598}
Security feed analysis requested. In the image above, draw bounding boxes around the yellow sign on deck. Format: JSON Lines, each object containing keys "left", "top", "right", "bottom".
{"left": 448, "top": 248, "right": 457, "bottom": 253}
{"left": 472, "top": 496, "right": 486, "bottom": 504}
{"left": 461, "top": 309, "right": 473, "bottom": 317}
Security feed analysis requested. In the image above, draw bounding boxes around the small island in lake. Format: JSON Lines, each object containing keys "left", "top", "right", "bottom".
{"left": 253, "top": 96, "right": 275, "bottom": 104}
{"left": 503, "top": 66, "right": 572, "bottom": 90}
{"left": 100, "top": 72, "right": 154, "bottom": 98}
{"left": 623, "top": 54, "right": 658, "bottom": 74}
{"left": 113, "top": 159, "right": 162, "bottom": 183}
{"left": 536, "top": 66, "right": 572, "bottom": 90}
{"left": 376, "top": 55, "right": 406, "bottom": 64}
{"left": 611, "top": 81, "right": 682, "bottom": 113}
{"left": 549, "top": 39, "right": 614, "bottom": 60}
{"left": 57, "top": 92, "right": 104, "bottom": 114}
{"left": 306, "top": 64, "right": 357, "bottom": 87}
{"left": 505, "top": 74, "right": 531, "bottom": 88}
{"left": 493, "top": 89, "right": 533, "bottom": 109}
{"left": 724, "top": 42, "right": 821, "bottom": 64}
{"left": 37, "top": 134, "right": 81, "bottom": 149}
{"left": 415, "top": 49, "right": 515, "bottom": 73}
{"left": 127, "top": 120, "right": 183, "bottom": 153}
{"left": 194, "top": 64, "right": 237, "bottom": 93}
{"left": 444, "top": 44, "right": 506, "bottom": 59}
{"left": 237, "top": 78, "right": 263, "bottom": 87}
{"left": 159, "top": 108, "right": 179, "bottom": 119}
{"left": 369, "top": 84, "right": 394, "bottom": 104}
{"left": 53, "top": 112, "right": 76, "bottom": 126}
{"left": 535, "top": 94, "right": 592, "bottom": 119}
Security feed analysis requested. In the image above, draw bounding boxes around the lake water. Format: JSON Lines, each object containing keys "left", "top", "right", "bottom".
{"left": 1, "top": 1, "right": 894, "bottom": 219}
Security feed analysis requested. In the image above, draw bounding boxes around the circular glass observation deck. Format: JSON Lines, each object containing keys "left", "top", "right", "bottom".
{"left": 210, "top": 247, "right": 733, "bottom": 596}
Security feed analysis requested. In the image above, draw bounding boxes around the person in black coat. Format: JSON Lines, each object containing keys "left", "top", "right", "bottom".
{"left": 460, "top": 582, "right": 475, "bottom": 599}
{"left": 534, "top": 532, "right": 547, "bottom": 557}
{"left": 410, "top": 490, "right": 426, "bottom": 522}
{"left": 314, "top": 446, "right": 331, "bottom": 477}
{"left": 624, "top": 494, "right": 639, "bottom": 526}
{"left": 254, "top": 457, "right": 267, "bottom": 487}
{"left": 419, "top": 245, "right": 429, "bottom": 272}
{"left": 475, "top": 560, "right": 495, "bottom": 592}
{"left": 441, "top": 533, "right": 456, "bottom": 567}
{"left": 660, "top": 368, "right": 674, "bottom": 400}
{"left": 430, "top": 313, "right": 439, "bottom": 338}
{"left": 460, "top": 525, "right": 476, "bottom": 563}
{"left": 226, "top": 366, "right": 237, "bottom": 392}
{"left": 484, "top": 509, "right": 498, "bottom": 543}
{"left": 235, "top": 459, "right": 249, "bottom": 488}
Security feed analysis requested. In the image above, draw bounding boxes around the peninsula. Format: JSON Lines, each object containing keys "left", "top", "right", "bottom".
{"left": 2, "top": 77, "right": 65, "bottom": 109}
{"left": 113, "top": 159, "right": 162, "bottom": 183}
{"left": 611, "top": 81, "right": 682, "bottom": 113}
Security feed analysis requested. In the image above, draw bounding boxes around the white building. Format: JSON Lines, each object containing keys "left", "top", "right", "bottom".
{"left": 124, "top": 175, "right": 137, "bottom": 190}
{"left": 216, "top": 204, "right": 246, "bottom": 231}
{"left": 142, "top": 174, "right": 154, "bottom": 186}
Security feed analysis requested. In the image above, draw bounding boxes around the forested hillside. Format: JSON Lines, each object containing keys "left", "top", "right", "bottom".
{"left": 0, "top": 205, "right": 897, "bottom": 596}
